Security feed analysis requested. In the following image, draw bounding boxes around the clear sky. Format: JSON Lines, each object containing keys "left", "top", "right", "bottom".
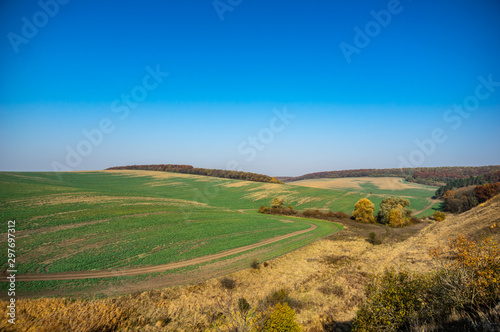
{"left": 1, "top": 0, "right": 499, "bottom": 176}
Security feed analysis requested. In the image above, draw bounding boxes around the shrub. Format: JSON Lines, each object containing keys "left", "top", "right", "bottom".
{"left": 432, "top": 211, "right": 445, "bottom": 221}
{"left": 264, "top": 289, "right": 290, "bottom": 307}
{"left": 354, "top": 236, "right": 500, "bottom": 331}
{"left": 220, "top": 277, "right": 236, "bottom": 290}
{"left": 237, "top": 298, "right": 250, "bottom": 314}
{"left": 258, "top": 205, "right": 296, "bottom": 216}
{"left": 262, "top": 303, "right": 302, "bottom": 332}
{"left": 334, "top": 211, "right": 350, "bottom": 219}
{"left": 303, "top": 209, "right": 321, "bottom": 218}
{"left": 431, "top": 235, "right": 500, "bottom": 311}
{"left": 353, "top": 268, "right": 439, "bottom": 331}
{"left": 258, "top": 206, "right": 271, "bottom": 214}
{"left": 352, "top": 198, "right": 375, "bottom": 224}
{"left": 250, "top": 259, "right": 260, "bottom": 269}
{"left": 409, "top": 216, "right": 421, "bottom": 224}
{"left": 368, "top": 232, "right": 382, "bottom": 245}
{"left": 271, "top": 198, "right": 284, "bottom": 209}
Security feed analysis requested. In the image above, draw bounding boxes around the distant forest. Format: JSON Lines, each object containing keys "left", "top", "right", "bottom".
{"left": 106, "top": 164, "right": 283, "bottom": 184}
{"left": 281, "top": 166, "right": 500, "bottom": 187}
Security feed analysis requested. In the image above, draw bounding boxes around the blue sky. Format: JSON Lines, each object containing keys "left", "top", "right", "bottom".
{"left": 1, "top": 0, "right": 499, "bottom": 176}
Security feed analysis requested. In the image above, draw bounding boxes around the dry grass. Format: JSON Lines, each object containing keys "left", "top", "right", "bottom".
{"left": 218, "top": 181, "right": 253, "bottom": 188}
{"left": 291, "top": 177, "right": 431, "bottom": 191}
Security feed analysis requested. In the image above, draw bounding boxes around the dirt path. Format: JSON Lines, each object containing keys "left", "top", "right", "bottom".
{"left": 413, "top": 199, "right": 441, "bottom": 216}
{"left": 7, "top": 223, "right": 317, "bottom": 282}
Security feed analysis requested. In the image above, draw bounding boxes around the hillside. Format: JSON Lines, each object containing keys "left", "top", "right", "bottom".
{"left": 106, "top": 164, "right": 283, "bottom": 184}
{"left": 280, "top": 165, "right": 500, "bottom": 187}
{"left": 1, "top": 170, "right": 498, "bottom": 330}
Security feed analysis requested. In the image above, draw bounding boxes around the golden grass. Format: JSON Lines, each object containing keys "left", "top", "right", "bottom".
{"left": 218, "top": 181, "right": 253, "bottom": 188}
{"left": 291, "top": 177, "right": 433, "bottom": 191}
{"left": 243, "top": 184, "right": 296, "bottom": 201}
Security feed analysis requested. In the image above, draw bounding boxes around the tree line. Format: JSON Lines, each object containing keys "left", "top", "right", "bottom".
{"left": 281, "top": 166, "right": 500, "bottom": 187}
{"left": 106, "top": 164, "right": 283, "bottom": 184}
{"left": 435, "top": 170, "right": 500, "bottom": 197}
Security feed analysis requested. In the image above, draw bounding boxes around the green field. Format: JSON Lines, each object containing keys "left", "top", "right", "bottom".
{"left": 288, "top": 177, "right": 438, "bottom": 215}
{"left": 0, "top": 171, "right": 347, "bottom": 296}
{"left": 0, "top": 170, "right": 438, "bottom": 296}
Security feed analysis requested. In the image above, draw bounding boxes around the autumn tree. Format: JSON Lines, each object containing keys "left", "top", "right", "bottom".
{"left": 388, "top": 204, "right": 408, "bottom": 227}
{"left": 474, "top": 183, "right": 500, "bottom": 203}
{"left": 377, "top": 197, "right": 411, "bottom": 225}
{"left": 353, "top": 198, "right": 375, "bottom": 223}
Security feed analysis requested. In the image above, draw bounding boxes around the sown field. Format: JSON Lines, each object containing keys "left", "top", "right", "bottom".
{"left": 0, "top": 171, "right": 344, "bottom": 297}
{"left": 289, "top": 177, "right": 438, "bottom": 216}
{"left": 0, "top": 171, "right": 439, "bottom": 297}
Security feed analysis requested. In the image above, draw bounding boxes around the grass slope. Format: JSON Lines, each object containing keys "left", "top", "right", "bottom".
{"left": 0, "top": 171, "right": 342, "bottom": 296}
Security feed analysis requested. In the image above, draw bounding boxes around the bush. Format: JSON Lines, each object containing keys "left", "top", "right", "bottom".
{"left": 367, "top": 232, "right": 382, "bottom": 245}
{"left": 354, "top": 235, "right": 500, "bottom": 331}
{"left": 334, "top": 211, "right": 350, "bottom": 219}
{"left": 262, "top": 303, "right": 302, "bottom": 332}
{"left": 259, "top": 206, "right": 271, "bottom": 214}
{"left": 258, "top": 205, "right": 296, "bottom": 216}
{"left": 250, "top": 259, "right": 260, "bottom": 269}
{"left": 432, "top": 211, "right": 445, "bottom": 221}
{"left": 409, "top": 216, "right": 421, "bottom": 224}
{"left": 431, "top": 235, "right": 500, "bottom": 311}
{"left": 264, "top": 289, "right": 290, "bottom": 307}
{"left": 271, "top": 198, "right": 284, "bottom": 209}
{"left": 220, "top": 277, "right": 236, "bottom": 290}
{"left": 353, "top": 268, "right": 441, "bottom": 331}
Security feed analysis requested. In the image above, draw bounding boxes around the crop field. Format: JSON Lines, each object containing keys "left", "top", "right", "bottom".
{"left": 289, "top": 177, "right": 438, "bottom": 215}
{"left": 0, "top": 171, "right": 345, "bottom": 297}
{"left": 0, "top": 171, "right": 438, "bottom": 297}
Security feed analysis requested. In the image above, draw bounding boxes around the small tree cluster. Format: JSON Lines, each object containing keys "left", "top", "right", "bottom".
{"left": 259, "top": 199, "right": 351, "bottom": 220}
{"left": 352, "top": 197, "right": 414, "bottom": 227}
{"left": 377, "top": 197, "right": 411, "bottom": 226}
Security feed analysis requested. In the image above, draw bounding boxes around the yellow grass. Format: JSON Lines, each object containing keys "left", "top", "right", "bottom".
{"left": 290, "top": 177, "right": 431, "bottom": 191}
{"left": 218, "top": 181, "right": 253, "bottom": 188}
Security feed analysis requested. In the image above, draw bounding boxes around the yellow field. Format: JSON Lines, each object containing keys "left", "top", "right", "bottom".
{"left": 290, "top": 177, "right": 433, "bottom": 191}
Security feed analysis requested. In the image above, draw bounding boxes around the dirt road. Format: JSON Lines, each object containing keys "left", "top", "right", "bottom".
{"left": 6, "top": 223, "right": 317, "bottom": 281}
{"left": 413, "top": 199, "right": 441, "bottom": 216}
